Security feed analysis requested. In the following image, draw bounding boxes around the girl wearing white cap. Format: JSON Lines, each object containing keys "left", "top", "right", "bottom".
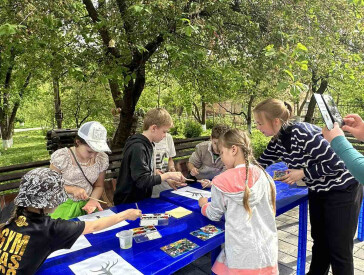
{"left": 50, "top": 121, "right": 111, "bottom": 220}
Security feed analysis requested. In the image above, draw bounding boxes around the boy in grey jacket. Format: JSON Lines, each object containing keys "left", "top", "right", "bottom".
{"left": 187, "top": 124, "right": 229, "bottom": 182}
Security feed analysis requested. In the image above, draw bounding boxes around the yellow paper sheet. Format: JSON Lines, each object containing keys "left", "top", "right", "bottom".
{"left": 166, "top": 207, "right": 192, "bottom": 218}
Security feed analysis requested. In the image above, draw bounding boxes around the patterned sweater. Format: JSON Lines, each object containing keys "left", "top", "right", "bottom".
{"left": 258, "top": 122, "right": 357, "bottom": 192}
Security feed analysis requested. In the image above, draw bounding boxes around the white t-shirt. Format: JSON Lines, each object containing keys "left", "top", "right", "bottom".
{"left": 154, "top": 133, "right": 176, "bottom": 172}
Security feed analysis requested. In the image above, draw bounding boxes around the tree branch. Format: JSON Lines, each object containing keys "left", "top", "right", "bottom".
{"left": 82, "top": 0, "right": 121, "bottom": 58}
{"left": 218, "top": 102, "right": 247, "bottom": 120}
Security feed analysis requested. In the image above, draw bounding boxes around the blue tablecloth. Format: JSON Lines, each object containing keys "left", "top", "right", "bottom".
{"left": 37, "top": 198, "right": 224, "bottom": 275}
{"left": 160, "top": 162, "right": 308, "bottom": 217}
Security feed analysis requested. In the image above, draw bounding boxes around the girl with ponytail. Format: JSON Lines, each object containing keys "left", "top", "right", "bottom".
{"left": 198, "top": 129, "right": 278, "bottom": 275}
{"left": 254, "top": 98, "right": 362, "bottom": 275}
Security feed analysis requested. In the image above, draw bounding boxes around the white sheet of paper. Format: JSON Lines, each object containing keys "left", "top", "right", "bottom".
{"left": 69, "top": 250, "right": 143, "bottom": 275}
{"left": 140, "top": 219, "right": 158, "bottom": 226}
{"left": 171, "top": 186, "right": 211, "bottom": 200}
{"left": 78, "top": 209, "right": 129, "bottom": 234}
{"left": 48, "top": 235, "right": 91, "bottom": 259}
{"left": 146, "top": 232, "right": 162, "bottom": 240}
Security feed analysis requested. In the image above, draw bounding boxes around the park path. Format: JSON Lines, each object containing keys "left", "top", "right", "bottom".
{"left": 14, "top": 127, "right": 42, "bottom": 133}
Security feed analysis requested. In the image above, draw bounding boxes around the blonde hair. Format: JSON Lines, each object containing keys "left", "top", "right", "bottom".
{"left": 143, "top": 108, "right": 173, "bottom": 131}
{"left": 253, "top": 98, "right": 293, "bottom": 126}
{"left": 219, "top": 129, "right": 276, "bottom": 218}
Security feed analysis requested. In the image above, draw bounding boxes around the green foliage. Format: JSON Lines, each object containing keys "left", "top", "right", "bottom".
{"left": 206, "top": 119, "right": 214, "bottom": 129}
{"left": 184, "top": 120, "right": 203, "bottom": 138}
{"left": 170, "top": 116, "right": 185, "bottom": 136}
{"left": 250, "top": 129, "right": 271, "bottom": 159}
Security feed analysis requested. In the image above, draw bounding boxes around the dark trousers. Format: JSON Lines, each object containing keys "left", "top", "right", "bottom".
{"left": 307, "top": 183, "right": 363, "bottom": 275}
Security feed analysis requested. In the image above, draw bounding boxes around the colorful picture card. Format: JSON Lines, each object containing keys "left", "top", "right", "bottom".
{"left": 161, "top": 238, "right": 199, "bottom": 258}
{"left": 273, "top": 170, "right": 287, "bottom": 180}
{"left": 131, "top": 226, "right": 162, "bottom": 243}
{"left": 190, "top": 225, "right": 224, "bottom": 241}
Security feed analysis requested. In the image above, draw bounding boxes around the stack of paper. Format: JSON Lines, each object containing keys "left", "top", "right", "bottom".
{"left": 166, "top": 207, "right": 192, "bottom": 218}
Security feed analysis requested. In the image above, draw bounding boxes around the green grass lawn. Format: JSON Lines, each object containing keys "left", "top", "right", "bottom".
{"left": 0, "top": 130, "right": 50, "bottom": 167}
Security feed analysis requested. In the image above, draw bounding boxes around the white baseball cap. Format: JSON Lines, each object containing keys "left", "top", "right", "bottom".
{"left": 78, "top": 121, "right": 111, "bottom": 153}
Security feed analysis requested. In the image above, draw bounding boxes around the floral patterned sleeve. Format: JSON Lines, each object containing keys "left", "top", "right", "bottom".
{"left": 96, "top": 152, "right": 109, "bottom": 172}
{"left": 50, "top": 148, "right": 72, "bottom": 172}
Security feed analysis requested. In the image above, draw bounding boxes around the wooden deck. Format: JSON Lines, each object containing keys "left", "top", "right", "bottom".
{"left": 174, "top": 207, "right": 364, "bottom": 275}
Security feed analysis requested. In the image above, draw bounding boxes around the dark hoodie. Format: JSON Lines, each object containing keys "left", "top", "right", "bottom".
{"left": 113, "top": 134, "right": 162, "bottom": 204}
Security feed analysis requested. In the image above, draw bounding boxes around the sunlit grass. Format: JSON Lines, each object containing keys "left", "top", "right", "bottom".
{"left": 0, "top": 130, "right": 49, "bottom": 167}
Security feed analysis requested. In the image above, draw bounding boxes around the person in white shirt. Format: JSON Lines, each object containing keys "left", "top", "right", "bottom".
{"left": 152, "top": 133, "right": 178, "bottom": 198}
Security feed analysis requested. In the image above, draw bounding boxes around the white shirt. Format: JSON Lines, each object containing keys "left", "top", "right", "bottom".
{"left": 154, "top": 133, "right": 176, "bottom": 172}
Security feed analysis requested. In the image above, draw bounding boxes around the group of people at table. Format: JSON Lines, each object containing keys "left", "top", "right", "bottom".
{"left": 0, "top": 98, "right": 363, "bottom": 275}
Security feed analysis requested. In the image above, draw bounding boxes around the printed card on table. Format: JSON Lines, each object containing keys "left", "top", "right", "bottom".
{"left": 140, "top": 213, "right": 170, "bottom": 226}
{"left": 273, "top": 170, "right": 287, "bottom": 180}
{"left": 160, "top": 238, "right": 199, "bottom": 258}
{"left": 69, "top": 250, "right": 142, "bottom": 275}
{"left": 132, "top": 226, "right": 162, "bottom": 243}
{"left": 171, "top": 186, "right": 211, "bottom": 200}
{"left": 190, "top": 225, "right": 224, "bottom": 241}
{"left": 78, "top": 209, "right": 128, "bottom": 234}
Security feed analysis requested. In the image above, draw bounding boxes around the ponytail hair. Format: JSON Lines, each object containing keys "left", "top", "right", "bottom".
{"left": 219, "top": 129, "right": 276, "bottom": 218}
{"left": 253, "top": 98, "right": 293, "bottom": 125}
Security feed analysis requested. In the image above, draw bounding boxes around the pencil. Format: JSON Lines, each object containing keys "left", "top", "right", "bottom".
{"left": 135, "top": 203, "right": 139, "bottom": 210}
{"left": 89, "top": 196, "right": 107, "bottom": 204}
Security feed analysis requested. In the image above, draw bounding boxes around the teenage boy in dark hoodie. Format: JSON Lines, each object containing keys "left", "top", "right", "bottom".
{"left": 113, "top": 108, "right": 186, "bottom": 204}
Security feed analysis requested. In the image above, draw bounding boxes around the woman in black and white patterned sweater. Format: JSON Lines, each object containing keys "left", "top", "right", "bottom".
{"left": 253, "top": 98, "right": 362, "bottom": 275}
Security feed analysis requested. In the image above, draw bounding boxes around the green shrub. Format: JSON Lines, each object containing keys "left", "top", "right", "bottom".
{"left": 170, "top": 118, "right": 185, "bottom": 136}
{"left": 206, "top": 119, "right": 214, "bottom": 129}
{"left": 184, "top": 121, "right": 203, "bottom": 138}
{"left": 250, "top": 129, "right": 271, "bottom": 159}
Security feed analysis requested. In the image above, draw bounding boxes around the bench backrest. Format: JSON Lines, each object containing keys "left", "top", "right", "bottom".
{"left": 0, "top": 136, "right": 209, "bottom": 208}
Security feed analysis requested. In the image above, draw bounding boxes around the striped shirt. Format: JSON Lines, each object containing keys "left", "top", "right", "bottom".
{"left": 258, "top": 122, "right": 357, "bottom": 192}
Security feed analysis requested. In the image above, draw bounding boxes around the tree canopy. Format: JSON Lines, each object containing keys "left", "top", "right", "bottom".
{"left": 1, "top": 0, "right": 363, "bottom": 149}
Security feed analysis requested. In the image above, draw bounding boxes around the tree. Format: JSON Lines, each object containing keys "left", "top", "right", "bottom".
{"left": 0, "top": 3, "right": 37, "bottom": 149}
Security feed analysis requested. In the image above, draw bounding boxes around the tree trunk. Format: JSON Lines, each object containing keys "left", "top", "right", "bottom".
{"left": 111, "top": 65, "right": 146, "bottom": 149}
{"left": 297, "top": 89, "right": 311, "bottom": 118}
{"left": 304, "top": 74, "right": 328, "bottom": 123}
{"left": 53, "top": 76, "right": 63, "bottom": 129}
{"left": 247, "top": 94, "right": 255, "bottom": 134}
{"left": 82, "top": 0, "right": 167, "bottom": 148}
{"left": 201, "top": 101, "right": 206, "bottom": 131}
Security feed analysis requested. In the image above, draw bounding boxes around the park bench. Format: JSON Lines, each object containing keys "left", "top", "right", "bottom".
{"left": 0, "top": 135, "right": 209, "bottom": 209}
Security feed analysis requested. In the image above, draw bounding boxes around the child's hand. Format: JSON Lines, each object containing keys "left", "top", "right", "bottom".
{"left": 71, "top": 186, "right": 89, "bottom": 200}
{"left": 322, "top": 122, "right": 344, "bottom": 143}
{"left": 198, "top": 179, "right": 212, "bottom": 189}
{"left": 342, "top": 114, "right": 364, "bottom": 141}
{"left": 190, "top": 167, "right": 199, "bottom": 177}
{"left": 156, "top": 169, "right": 164, "bottom": 175}
{"left": 166, "top": 179, "right": 187, "bottom": 190}
{"left": 82, "top": 200, "right": 103, "bottom": 214}
{"left": 198, "top": 197, "right": 208, "bottom": 207}
{"left": 167, "top": 172, "right": 185, "bottom": 182}
{"left": 124, "top": 209, "right": 142, "bottom": 220}
{"left": 281, "top": 169, "right": 305, "bottom": 185}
